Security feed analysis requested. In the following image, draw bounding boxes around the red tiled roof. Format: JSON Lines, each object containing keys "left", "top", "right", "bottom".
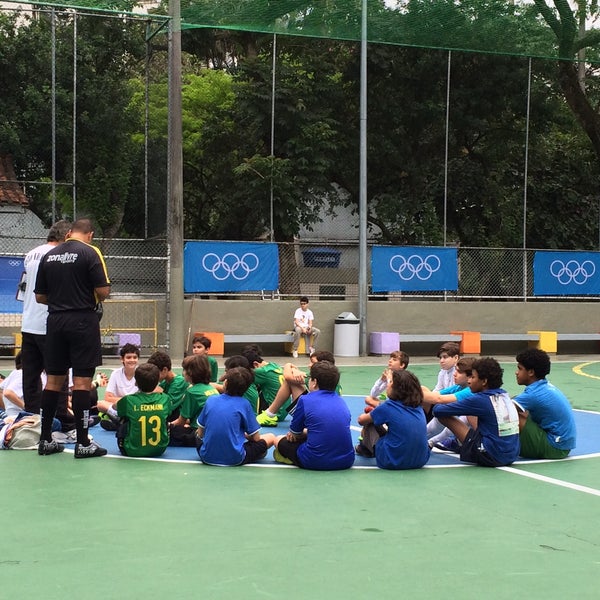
{"left": 0, "top": 154, "right": 29, "bottom": 206}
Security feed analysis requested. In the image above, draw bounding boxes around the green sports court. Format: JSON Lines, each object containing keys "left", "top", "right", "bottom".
{"left": 2, "top": 355, "right": 599, "bottom": 599}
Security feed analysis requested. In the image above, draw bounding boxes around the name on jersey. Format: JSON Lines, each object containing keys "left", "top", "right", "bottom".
{"left": 47, "top": 252, "right": 78, "bottom": 264}
{"left": 133, "top": 403, "right": 164, "bottom": 411}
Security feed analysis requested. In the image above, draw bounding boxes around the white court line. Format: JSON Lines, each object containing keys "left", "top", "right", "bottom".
{"left": 499, "top": 463, "right": 600, "bottom": 497}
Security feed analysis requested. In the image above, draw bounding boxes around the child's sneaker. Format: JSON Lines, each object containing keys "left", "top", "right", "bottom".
{"left": 256, "top": 410, "right": 278, "bottom": 427}
{"left": 433, "top": 437, "right": 461, "bottom": 453}
{"left": 74, "top": 440, "right": 108, "bottom": 459}
{"left": 355, "top": 443, "right": 375, "bottom": 458}
{"left": 273, "top": 448, "right": 294, "bottom": 465}
{"left": 292, "top": 350, "right": 298, "bottom": 359}
{"left": 309, "top": 346, "right": 315, "bottom": 355}
{"left": 38, "top": 439, "right": 65, "bottom": 455}
{"left": 99, "top": 412, "right": 119, "bottom": 431}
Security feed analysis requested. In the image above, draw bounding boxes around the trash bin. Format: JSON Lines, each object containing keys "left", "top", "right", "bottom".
{"left": 333, "top": 312, "right": 360, "bottom": 357}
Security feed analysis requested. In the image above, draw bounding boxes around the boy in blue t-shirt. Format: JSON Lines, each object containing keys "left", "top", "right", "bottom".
{"left": 196, "top": 367, "right": 276, "bottom": 466}
{"left": 356, "top": 369, "right": 430, "bottom": 469}
{"left": 433, "top": 357, "right": 520, "bottom": 467}
{"left": 274, "top": 361, "right": 355, "bottom": 470}
{"left": 514, "top": 348, "right": 576, "bottom": 459}
{"left": 422, "top": 356, "right": 475, "bottom": 450}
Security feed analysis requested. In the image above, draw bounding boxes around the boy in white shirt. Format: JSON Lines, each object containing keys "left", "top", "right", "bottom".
{"left": 292, "top": 296, "right": 320, "bottom": 359}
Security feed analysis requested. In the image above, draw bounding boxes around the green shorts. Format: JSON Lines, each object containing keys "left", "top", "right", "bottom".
{"left": 519, "top": 417, "right": 570, "bottom": 459}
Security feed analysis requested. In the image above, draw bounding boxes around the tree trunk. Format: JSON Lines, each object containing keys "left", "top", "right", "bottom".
{"left": 557, "top": 61, "right": 600, "bottom": 159}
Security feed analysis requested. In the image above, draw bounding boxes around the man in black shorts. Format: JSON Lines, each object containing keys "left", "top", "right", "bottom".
{"left": 34, "top": 218, "right": 111, "bottom": 458}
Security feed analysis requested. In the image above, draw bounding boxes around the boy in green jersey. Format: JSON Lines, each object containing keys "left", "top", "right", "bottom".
{"left": 255, "top": 350, "right": 342, "bottom": 426}
{"left": 116, "top": 363, "right": 171, "bottom": 458}
{"left": 242, "top": 345, "right": 289, "bottom": 422}
{"left": 168, "top": 354, "right": 219, "bottom": 446}
{"left": 147, "top": 350, "right": 189, "bottom": 421}
{"left": 212, "top": 355, "right": 261, "bottom": 414}
{"left": 192, "top": 335, "right": 219, "bottom": 382}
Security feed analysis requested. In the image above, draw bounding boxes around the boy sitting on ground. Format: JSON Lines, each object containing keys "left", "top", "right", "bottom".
{"left": 364, "top": 350, "right": 409, "bottom": 411}
{"left": 196, "top": 366, "right": 276, "bottom": 466}
{"left": 274, "top": 361, "right": 355, "bottom": 471}
{"left": 356, "top": 369, "right": 430, "bottom": 470}
{"left": 513, "top": 348, "right": 576, "bottom": 459}
{"left": 255, "top": 350, "right": 340, "bottom": 426}
{"left": 433, "top": 341, "right": 461, "bottom": 391}
{"left": 242, "top": 345, "right": 289, "bottom": 423}
{"left": 191, "top": 335, "right": 219, "bottom": 382}
{"left": 433, "top": 357, "right": 520, "bottom": 467}
{"left": 147, "top": 350, "right": 189, "bottom": 422}
{"left": 116, "top": 363, "right": 172, "bottom": 458}
{"left": 169, "top": 355, "right": 219, "bottom": 446}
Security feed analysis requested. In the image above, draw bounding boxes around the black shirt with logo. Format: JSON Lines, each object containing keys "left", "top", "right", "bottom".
{"left": 34, "top": 238, "right": 111, "bottom": 313}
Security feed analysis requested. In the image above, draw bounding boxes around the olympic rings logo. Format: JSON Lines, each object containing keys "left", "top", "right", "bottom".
{"left": 8, "top": 260, "right": 22, "bottom": 267}
{"left": 549, "top": 260, "right": 596, "bottom": 285}
{"left": 389, "top": 254, "right": 441, "bottom": 281}
{"left": 202, "top": 252, "right": 259, "bottom": 281}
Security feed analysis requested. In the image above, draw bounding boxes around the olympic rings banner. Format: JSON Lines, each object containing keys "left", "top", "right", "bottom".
{"left": 371, "top": 246, "right": 458, "bottom": 292}
{"left": 0, "top": 256, "right": 24, "bottom": 313}
{"left": 533, "top": 251, "right": 600, "bottom": 295}
{"left": 184, "top": 241, "right": 279, "bottom": 293}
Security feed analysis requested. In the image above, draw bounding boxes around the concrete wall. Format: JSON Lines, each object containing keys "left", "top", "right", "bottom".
{"left": 4, "top": 299, "right": 598, "bottom": 357}
{"left": 188, "top": 299, "right": 600, "bottom": 356}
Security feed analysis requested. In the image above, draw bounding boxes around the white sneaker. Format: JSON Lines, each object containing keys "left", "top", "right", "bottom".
{"left": 309, "top": 346, "right": 316, "bottom": 355}
{"left": 292, "top": 350, "right": 298, "bottom": 358}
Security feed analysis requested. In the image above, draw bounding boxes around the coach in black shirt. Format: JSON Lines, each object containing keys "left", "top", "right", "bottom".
{"left": 35, "top": 218, "right": 111, "bottom": 458}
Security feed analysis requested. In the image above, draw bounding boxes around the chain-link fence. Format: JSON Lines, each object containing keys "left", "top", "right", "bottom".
{"left": 2, "top": 237, "right": 598, "bottom": 307}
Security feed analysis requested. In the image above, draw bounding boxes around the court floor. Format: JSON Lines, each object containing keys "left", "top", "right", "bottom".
{"left": 2, "top": 357, "right": 600, "bottom": 598}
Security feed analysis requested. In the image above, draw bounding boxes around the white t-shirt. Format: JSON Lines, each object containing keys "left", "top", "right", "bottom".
{"left": 106, "top": 367, "right": 138, "bottom": 398}
{"left": 433, "top": 366, "right": 456, "bottom": 392}
{"left": 21, "top": 242, "right": 55, "bottom": 335}
{"left": 294, "top": 307, "right": 315, "bottom": 329}
{"left": 0, "top": 369, "right": 24, "bottom": 418}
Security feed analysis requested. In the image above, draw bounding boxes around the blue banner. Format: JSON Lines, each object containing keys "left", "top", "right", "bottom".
{"left": 534, "top": 251, "right": 600, "bottom": 296}
{"left": 371, "top": 246, "right": 458, "bottom": 292}
{"left": 0, "top": 256, "right": 24, "bottom": 314}
{"left": 184, "top": 242, "right": 279, "bottom": 293}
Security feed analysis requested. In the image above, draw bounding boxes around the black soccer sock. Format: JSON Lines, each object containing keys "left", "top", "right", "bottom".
{"left": 72, "top": 389, "right": 92, "bottom": 446}
{"left": 40, "top": 389, "right": 60, "bottom": 442}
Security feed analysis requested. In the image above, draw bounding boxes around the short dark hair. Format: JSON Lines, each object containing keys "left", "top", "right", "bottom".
{"left": 516, "top": 348, "right": 551, "bottom": 380}
{"left": 390, "top": 350, "right": 410, "bottom": 367}
{"left": 192, "top": 335, "right": 212, "bottom": 349}
{"left": 387, "top": 369, "right": 423, "bottom": 408}
{"left": 311, "top": 350, "right": 335, "bottom": 364}
{"left": 147, "top": 350, "right": 172, "bottom": 371}
{"left": 120, "top": 343, "right": 140, "bottom": 358}
{"left": 224, "top": 366, "right": 254, "bottom": 396}
{"left": 47, "top": 220, "right": 71, "bottom": 243}
{"left": 299, "top": 296, "right": 309, "bottom": 303}
{"left": 241, "top": 345, "right": 263, "bottom": 367}
{"left": 437, "top": 341, "right": 460, "bottom": 358}
{"left": 456, "top": 356, "right": 476, "bottom": 375}
{"left": 309, "top": 361, "right": 340, "bottom": 391}
{"left": 14, "top": 350, "right": 22, "bottom": 370}
{"left": 182, "top": 354, "right": 211, "bottom": 385}
{"left": 70, "top": 218, "right": 94, "bottom": 234}
{"left": 472, "top": 357, "right": 504, "bottom": 389}
{"left": 134, "top": 363, "right": 160, "bottom": 393}
{"left": 224, "top": 355, "right": 250, "bottom": 370}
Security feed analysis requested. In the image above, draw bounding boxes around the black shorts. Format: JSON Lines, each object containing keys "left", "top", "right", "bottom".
{"left": 45, "top": 311, "right": 102, "bottom": 375}
{"left": 459, "top": 428, "right": 504, "bottom": 468}
{"left": 242, "top": 439, "right": 269, "bottom": 464}
{"left": 276, "top": 438, "right": 303, "bottom": 467}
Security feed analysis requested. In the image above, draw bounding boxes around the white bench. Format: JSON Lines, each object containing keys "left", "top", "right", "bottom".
{"left": 399, "top": 334, "right": 461, "bottom": 343}
{"left": 224, "top": 333, "right": 294, "bottom": 345}
{"left": 556, "top": 333, "right": 600, "bottom": 342}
